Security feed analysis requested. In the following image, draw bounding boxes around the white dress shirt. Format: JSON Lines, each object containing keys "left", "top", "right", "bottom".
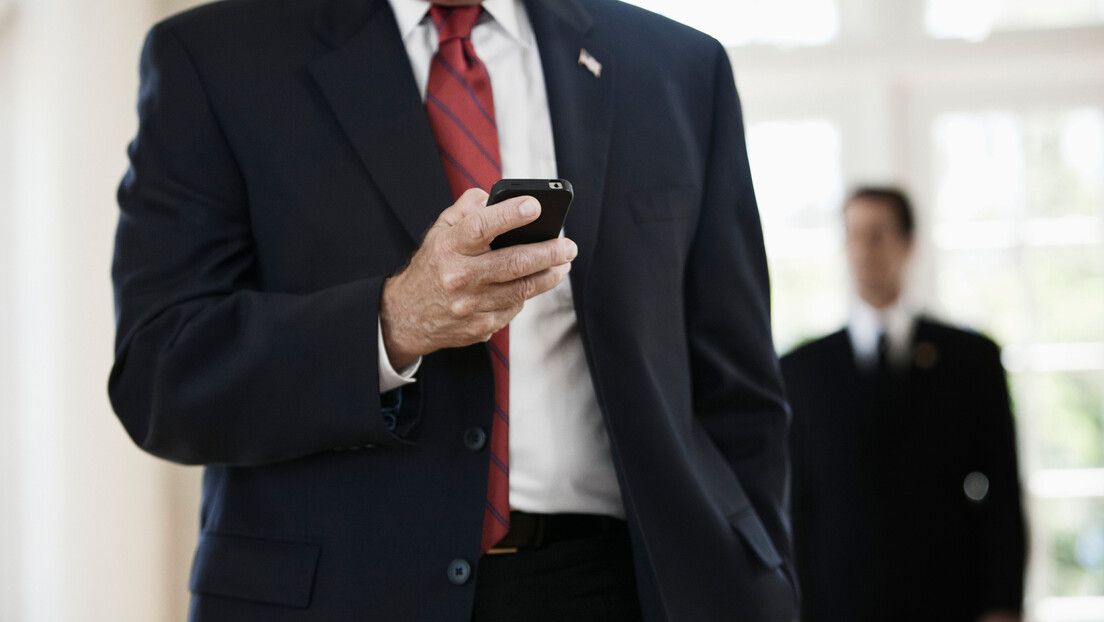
{"left": 377, "top": 0, "right": 625, "bottom": 519}
{"left": 847, "top": 297, "right": 917, "bottom": 372}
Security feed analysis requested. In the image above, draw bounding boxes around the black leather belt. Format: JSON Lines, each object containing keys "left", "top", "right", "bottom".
{"left": 486, "top": 511, "right": 626, "bottom": 555}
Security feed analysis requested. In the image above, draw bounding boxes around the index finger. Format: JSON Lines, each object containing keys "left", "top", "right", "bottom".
{"left": 452, "top": 195, "right": 541, "bottom": 254}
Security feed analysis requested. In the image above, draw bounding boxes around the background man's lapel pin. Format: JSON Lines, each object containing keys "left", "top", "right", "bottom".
{"left": 578, "top": 48, "right": 602, "bottom": 78}
{"left": 913, "top": 341, "right": 939, "bottom": 370}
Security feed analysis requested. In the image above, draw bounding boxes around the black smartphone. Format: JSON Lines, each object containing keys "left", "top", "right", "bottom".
{"left": 487, "top": 179, "right": 574, "bottom": 250}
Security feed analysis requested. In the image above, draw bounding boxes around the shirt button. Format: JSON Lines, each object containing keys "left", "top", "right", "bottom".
{"left": 447, "top": 559, "right": 472, "bottom": 585}
{"left": 463, "top": 427, "right": 487, "bottom": 451}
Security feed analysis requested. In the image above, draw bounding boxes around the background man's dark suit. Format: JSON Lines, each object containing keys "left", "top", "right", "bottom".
{"left": 782, "top": 317, "right": 1027, "bottom": 621}
{"left": 109, "top": 0, "right": 798, "bottom": 619}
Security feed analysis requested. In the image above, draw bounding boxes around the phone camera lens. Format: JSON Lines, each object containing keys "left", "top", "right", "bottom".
{"left": 549, "top": 182, "right": 562, "bottom": 189}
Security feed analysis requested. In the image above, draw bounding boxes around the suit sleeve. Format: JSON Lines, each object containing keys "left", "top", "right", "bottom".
{"left": 684, "top": 44, "right": 795, "bottom": 570}
{"left": 977, "top": 340, "right": 1028, "bottom": 611}
{"left": 109, "top": 24, "right": 408, "bottom": 467}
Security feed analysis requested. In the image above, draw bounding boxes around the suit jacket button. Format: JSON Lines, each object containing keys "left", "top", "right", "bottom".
{"left": 964, "top": 471, "right": 990, "bottom": 502}
{"left": 463, "top": 427, "right": 487, "bottom": 451}
{"left": 447, "top": 559, "right": 472, "bottom": 585}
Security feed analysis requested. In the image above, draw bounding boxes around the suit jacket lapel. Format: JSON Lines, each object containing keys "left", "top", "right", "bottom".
{"left": 524, "top": 0, "right": 614, "bottom": 302}
{"left": 309, "top": 0, "right": 452, "bottom": 245}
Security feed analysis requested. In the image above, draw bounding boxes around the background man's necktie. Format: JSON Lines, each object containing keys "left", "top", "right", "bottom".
{"left": 876, "top": 330, "right": 890, "bottom": 374}
{"left": 425, "top": 4, "right": 510, "bottom": 555}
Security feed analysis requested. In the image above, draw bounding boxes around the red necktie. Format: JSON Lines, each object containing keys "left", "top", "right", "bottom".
{"left": 425, "top": 5, "right": 509, "bottom": 555}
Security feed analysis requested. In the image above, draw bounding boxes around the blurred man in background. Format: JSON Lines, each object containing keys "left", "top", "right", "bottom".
{"left": 781, "top": 187, "right": 1027, "bottom": 622}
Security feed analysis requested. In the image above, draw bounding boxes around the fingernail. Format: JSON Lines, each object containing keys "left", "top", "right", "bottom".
{"left": 519, "top": 199, "right": 538, "bottom": 218}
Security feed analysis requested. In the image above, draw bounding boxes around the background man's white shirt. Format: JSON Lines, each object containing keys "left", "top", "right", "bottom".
{"left": 848, "top": 297, "right": 916, "bottom": 371}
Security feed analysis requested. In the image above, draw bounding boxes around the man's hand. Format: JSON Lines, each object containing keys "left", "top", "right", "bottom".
{"left": 380, "top": 188, "right": 578, "bottom": 369}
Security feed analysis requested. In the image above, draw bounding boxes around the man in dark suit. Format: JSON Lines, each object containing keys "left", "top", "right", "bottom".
{"left": 109, "top": 0, "right": 797, "bottom": 619}
{"left": 781, "top": 187, "right": 1027, "bottom": 622}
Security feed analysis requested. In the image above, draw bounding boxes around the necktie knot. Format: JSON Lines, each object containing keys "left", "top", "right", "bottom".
{"left": 430, "top": 5, "right": 482, "bottom": 43}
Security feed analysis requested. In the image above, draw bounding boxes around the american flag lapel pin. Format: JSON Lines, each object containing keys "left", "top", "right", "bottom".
{"left": 578, "top": 48, "right": 602, "bottom": 78}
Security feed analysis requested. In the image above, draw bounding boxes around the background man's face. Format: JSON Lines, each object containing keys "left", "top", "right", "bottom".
{"left": 844, "top": 197, "right": 913, "bottom": 307}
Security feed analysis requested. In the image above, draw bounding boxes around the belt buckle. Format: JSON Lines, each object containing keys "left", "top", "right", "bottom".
{"left": 485, "top": 511, "right": 545, "bottom": 555}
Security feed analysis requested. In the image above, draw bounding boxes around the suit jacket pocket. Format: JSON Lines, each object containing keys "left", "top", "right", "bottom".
{"left": 690, "top": 422, "right": 784, "bottom": 570}
{"left": 189, "top": 532, "right": 321, "bottom": 608}
{"left": 728, "top": 507, "right": 783, "bottom": 569}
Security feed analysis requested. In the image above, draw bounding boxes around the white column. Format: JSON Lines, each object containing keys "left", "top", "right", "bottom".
{"left": 3, "top": 0, "right": 201, "bottom": 620}
{"left": 1, "top": 10, "right": 20, "bottom": 622}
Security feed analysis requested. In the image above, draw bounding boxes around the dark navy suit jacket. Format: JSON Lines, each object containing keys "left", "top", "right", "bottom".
{"left": 782, "top": 318, "right": 1027, "bottom": 621}
{"left": 110, "top": 0, "right": 798, "bottom": 619}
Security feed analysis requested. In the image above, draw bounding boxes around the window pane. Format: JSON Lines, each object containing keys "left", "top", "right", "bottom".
{"left": 1036, "top": 497, "right": 1104, "bottom": 597}
{"left": 621, "top": 0, "right": 838, "bottom": 47}
{"left": 1028, "top": 246, "right": 1104, "bottom": 343}
{"left": 1015, "top": 372, "right": 1104, "bottom": 469}
{"left": 932, "top": 111, "right": 1026, "bottom": 223}
{"left": 746, "top": 118, "right": 846, "bottom": 350}
{"left": 769, "top": 253, "right": 848, "bottom": 352}
{"left": 932, "top": 108, "right": 1104, "bottom": 222}
{"left": 940, "top": 245, "right": 1104, "bottom": 350}
{"left": 748, "top": 119, "right": 844, "bottom": 231}
{"left": 935, "top": 248, "right": 1026, "bottom": 345}
{"left": 1025, "top": 108, "right": 1104, "bottom": 219}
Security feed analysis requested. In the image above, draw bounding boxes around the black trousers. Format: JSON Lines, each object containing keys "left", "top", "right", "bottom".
{"left": 471, "top": 519, "right": 643, "bottom": 622}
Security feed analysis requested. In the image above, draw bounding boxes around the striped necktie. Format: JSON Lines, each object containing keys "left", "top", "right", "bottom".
{"left": 425, "top": 4, "right": 509, "bottom": 555}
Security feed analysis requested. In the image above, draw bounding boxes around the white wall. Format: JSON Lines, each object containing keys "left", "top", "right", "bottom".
{"left": 2, "top": 9, "right": 20, "bottom": 622}
{"left": 1, "top": 0, "right": 204, "bottom": 620}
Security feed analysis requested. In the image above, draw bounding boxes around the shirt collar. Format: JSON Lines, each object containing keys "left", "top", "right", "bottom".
{"left": 848, "top": 297, "right": 917, "bottom": 365}
{"left": 387, "top": 0, "right": 531, "bottom": 48}
{"left": 387, "top": 0, "right": 432, "bottom": 40}
{"left": 483, "top": 0, "right": 529, "bottom": 46}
